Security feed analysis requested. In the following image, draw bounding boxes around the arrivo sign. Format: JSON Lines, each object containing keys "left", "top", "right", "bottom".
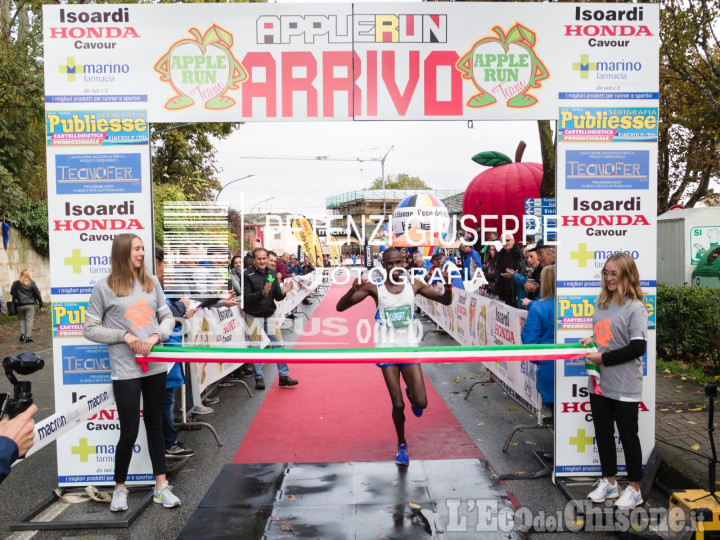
{"left": 41, "top": 1, "right": 659, "bottom": 487}
{"left": 235, "top": 50, "right": 464, "bottom": 118}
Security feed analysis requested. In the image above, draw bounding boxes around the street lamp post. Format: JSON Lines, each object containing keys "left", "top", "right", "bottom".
{"left": 244, "top": 196, "right": 277, "bottom": 251}
{"left": 215, "top": 174, "right": 255, "bottom": 201}
{"left": 248, "top": 196, "right": 276, "bottom": 215}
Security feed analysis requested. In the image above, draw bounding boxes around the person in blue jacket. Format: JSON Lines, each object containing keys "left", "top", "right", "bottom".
{"left": 520, "top": 265, "right": 556, "bottom": 424}
{"left": 427, "top": 252, "right": 464, "bottom": 290}
{"left": 508, "top": 244, "right": 540, "bottom": 309}
{"left": 461, "top": 242, "right": 483, "bottom": 282}
{"left": 0, "top": 404, "right": 37, "bottom": 484}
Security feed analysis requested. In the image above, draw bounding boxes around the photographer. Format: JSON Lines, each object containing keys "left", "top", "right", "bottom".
{"left": 0, "top": 404, "right": 37, "bottom": 483}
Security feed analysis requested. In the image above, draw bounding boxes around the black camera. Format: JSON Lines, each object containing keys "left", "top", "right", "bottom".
{"left": 2, "top": 353, "right": 44, "bottom": 419}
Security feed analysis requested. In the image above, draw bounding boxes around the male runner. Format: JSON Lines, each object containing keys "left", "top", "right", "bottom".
{"left": 336, "top": 247, "right": 452, "bottom": 466}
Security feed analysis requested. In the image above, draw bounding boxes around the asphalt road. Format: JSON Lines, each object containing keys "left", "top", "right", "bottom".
{"left": 0, "top": 307, "right": 668, "bottom": 539}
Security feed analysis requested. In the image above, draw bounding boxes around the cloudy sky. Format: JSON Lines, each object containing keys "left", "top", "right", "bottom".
{"left": 215, "top": 120, "right": 545, "bottom": 216}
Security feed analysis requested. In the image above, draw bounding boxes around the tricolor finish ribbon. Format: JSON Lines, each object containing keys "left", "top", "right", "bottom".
{"left": 585, "top": 361, "right": 603, "bottom": 395}
{"left": 136, "top": 343, "right": 596, "bottom": 372}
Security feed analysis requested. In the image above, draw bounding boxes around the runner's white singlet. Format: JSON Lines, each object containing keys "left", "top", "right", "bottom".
{"left": 375, "top": 280, "right": 419, "bottom": 348}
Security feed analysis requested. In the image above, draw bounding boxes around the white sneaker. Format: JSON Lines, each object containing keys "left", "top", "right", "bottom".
{"left": 192, "top": 405, "right": 213, "bottom": 415}
{"left": 614, "top": 485, "right": 643, "bottom": 510}
{"left": 110, "top": 485, "right": 128, "bottom": 512}
{"left": 587, "top": 478, "right": 619, "bottom": 503}
{"left": 153, "top": 481, "right": 181, "bottom": 508}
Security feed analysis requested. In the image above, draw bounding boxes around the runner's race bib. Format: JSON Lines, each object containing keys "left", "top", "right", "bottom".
{"left": 383, "top": 305, "right": 412, "bottom": 327}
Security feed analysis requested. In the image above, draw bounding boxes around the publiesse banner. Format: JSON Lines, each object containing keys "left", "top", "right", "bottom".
{"left": 43, "top": 3, "right": 658, "bottom": 122}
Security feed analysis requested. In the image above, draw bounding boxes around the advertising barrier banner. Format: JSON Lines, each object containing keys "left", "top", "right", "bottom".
{"left": 184, "top": 306, "right": 256, "bottom": 405}
{"left": 185, "top": 276, "right": 316, "bottom": 405}
{"left": 417, "top": 289, "right": 540, "bottom": 412}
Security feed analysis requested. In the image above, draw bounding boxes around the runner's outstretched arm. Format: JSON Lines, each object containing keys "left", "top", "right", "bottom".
{"left": 414, "top": 269, "right": 453, "bottom": 305}
{"left": 336, "top": 279, "right": 375, "bottom": 311}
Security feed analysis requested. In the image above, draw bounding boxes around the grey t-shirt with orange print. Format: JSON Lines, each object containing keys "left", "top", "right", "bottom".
{"left": 85, "top": 276, "right": 173, "bottom": 380}
{"left": 588, "top": 297, "right": 648, "bottom": 402}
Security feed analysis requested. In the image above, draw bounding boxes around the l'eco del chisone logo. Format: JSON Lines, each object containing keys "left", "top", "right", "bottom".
{"left": 456, "top": 23, "right": 549, "bottom": 109}
{"left": 154, "top": 24, "right": 247, "bottom": 111}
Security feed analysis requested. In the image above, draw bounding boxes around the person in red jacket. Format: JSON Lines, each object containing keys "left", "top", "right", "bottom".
{"left": 276, "top": 252, "right": 293, "bottom": 281}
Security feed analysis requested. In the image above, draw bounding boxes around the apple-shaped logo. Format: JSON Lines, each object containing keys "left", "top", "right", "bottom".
{"left": 456, "top": 23, "right": 549, "bottom": 109}
{"left": 155, "top": 25, "right": 247, "bottom": 111}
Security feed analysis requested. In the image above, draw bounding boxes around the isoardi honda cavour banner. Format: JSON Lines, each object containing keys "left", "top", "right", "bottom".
{"left": 43, "top": 2, "right": 658, "bottom": 486}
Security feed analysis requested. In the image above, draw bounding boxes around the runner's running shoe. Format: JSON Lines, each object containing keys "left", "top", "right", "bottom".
{"left": 396, "top": 443, "right": 409, "bottom": 466}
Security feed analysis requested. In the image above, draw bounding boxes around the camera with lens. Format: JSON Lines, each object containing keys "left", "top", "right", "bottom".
{"left": 1, "top": 353, "right": 44, "bottom": 419}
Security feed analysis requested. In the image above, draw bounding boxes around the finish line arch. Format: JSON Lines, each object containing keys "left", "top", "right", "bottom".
{"left": 42, "top": 2, "right": 659, "bottom": 487}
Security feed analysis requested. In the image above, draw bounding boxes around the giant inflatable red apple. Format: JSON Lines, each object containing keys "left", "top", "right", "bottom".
{"left": 462, "top": 141, "right": 542, "bottom": 242}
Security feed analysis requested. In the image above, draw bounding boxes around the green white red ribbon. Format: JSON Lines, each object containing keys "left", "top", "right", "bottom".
{"left": 136, "top": 343, "right": 595, "bottom": 372}
{"left": 585, "top": 360, "right": 603, "bottom": 395}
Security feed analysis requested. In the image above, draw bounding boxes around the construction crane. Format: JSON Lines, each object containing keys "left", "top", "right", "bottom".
{"left": 240, "top": 146, "right": 394, "bottom": 188}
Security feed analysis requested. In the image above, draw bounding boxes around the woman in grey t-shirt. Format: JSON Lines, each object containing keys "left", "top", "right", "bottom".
{"left": 581, "top": 253, "right": 648, "bottom": 511}
{"left": 84, "top": 234, "right": 177, "bottom": 512}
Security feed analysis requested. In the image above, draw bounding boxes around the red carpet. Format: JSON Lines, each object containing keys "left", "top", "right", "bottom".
{"left": 233, "top": 283, "right": 482, "bottom": 463}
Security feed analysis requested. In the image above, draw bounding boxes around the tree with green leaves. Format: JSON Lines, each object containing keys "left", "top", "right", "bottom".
{"left": 659, "top": 0, "right": 720, "bottom": 212}
{"left": 0, "top": 0, "right": 47, "bottom": 252}
{"left": 151, "top": 122, "right": 238, "bottom": 246}
{"left": 368, "top": 173, "right": 430, "bottom": 190}
{"left": 151, "top": 122, "right": 237, "bottom": 202}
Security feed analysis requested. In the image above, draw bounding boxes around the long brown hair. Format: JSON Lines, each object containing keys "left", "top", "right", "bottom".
{"left": 597, "top": 252, "right": 643, "bottom": 310}
{"left": 19, "top": 269, "right": 32, "bottom": 285}
{"left": 539, "top": 265, "right": 555, "bottom": 300}
{"left": 485, "top": 245, "right": 498, "bottom": 270}
{"left": 107, "top": 234, "right": 155, "bottom": 297}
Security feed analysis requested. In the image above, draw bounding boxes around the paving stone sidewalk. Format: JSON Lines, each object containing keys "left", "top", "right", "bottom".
{"left": 655, "top": 370, "right": 718, "bottom": 489}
